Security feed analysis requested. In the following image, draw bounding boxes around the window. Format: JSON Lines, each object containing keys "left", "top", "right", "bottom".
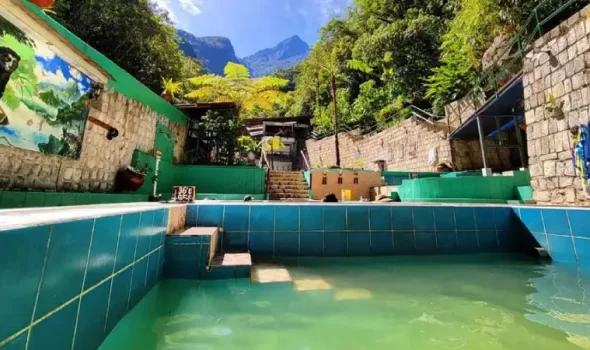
{"left": 322, "top": 177, "right": 327, "bottom": 185}
{"left": 353, "top": 178, "right": 359, "bottom": 184}
{"left": 338, "top": 177, "right": 343, "bottom": 184}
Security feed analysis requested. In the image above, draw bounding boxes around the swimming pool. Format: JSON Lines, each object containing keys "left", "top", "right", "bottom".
{"left": 100, "top": 255, "right": 590, "bottom": 350}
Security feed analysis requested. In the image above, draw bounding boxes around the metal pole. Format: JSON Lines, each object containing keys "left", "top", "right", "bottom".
{"left": 476, "top": 115, "right": 489, "bottom": 170}
{"left": 494, "top": 117, "right": 502, "bottom": 145}
{"left": 513, "top": 115, "right": 526, "bottom": 168}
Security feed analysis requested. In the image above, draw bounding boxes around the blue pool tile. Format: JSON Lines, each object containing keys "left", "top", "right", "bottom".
{"left": 531, "top": 232, "right": 549, "bottom": 250}
{"left": 235, "top": 266, "right": 250, "bottom": 279}
{"left": 275, "top": 206, "right": 300, "bottom": 231}
{"left": 84, "top": 215, "right": 121, "bottom": 289}
{"left": 250, "top": 206, "right": 274, "bottom": 231}
{"left": 323, "top": 207, "right": 346, "bottom": 231}
{"left": 146, "top": 253, "right": 160, "bottom": 289}
{"left": 548, "top": 235, "right": 577, "bottom": 263}
{"left": 200, "top": 266, "right": 236, "bottom": 280}
{"left": 186, "top": 205, "right": 198, "bottom": 226}
{"left": 474, "top": 208, "right": 496, "bottom": 230}
{"left": 300, "top": 232, "right": 323, "bottom": 256}
{"left": 520, "top": 208, "right": 544, "bottom": 234}
{"left": 196, "top": 205, "right": 224, "bottom": 227}
{"left": 0, "top": 226, "right": 50, "bottom": 342}
{"left": 415, "top": 231, "right": 437, "bottom": 253}
{"left": 457, "top": 231, "right": 479, "bottom": 252}
{"left": 393, "top": 231, "right": 415, "bottom": 254}
{"left": 413, "top": 207, "right": 435, "bottom": 231}
{"left": 323, "top": 232, "right": 347, "bottom": 256}
{"left": 436, "top": 231, "right": 458, "bottom": 252}
{"left": 542, "top": 209, "right": 571, "bottom": 236}
{"left": 370, "top": 207, "right": 391, "bottom": 231}
{"left": 105, "top": 267, "right": 133, "bottom": 332}
{"left": 152, "top": 210, "right": 167, "bottom": 247}
{"left": 223, "top": 205, "right": 250, "bottom": 231}
{"left": 300, "top": 206, "right": 323, "bottom": 231}
{"left": 158, "top": 247, "right": 166, "bottom": 278}
{"left": 391, "top": 207, "right": 413, "bottom": 230}
{"left": 454, "top": 208, "right": 475, "bottom": 230}
{"left": 347, "top": 206, "right": 369, "bottom": 231}
{"left": 574, "top": 238, "right": 590, "bottom": 265}
{"left": 275, "top": 232, "right": 299, "bottom": 256}
{"left": 478, "top": 231, "right": 499, "bottom": 251}
{"left": 434, "top": 207, "right": 455, "bottom": 231}
{"left": 129, "top": 258, "right": 148, "bottom": 309}
{"left": 348, "top": 232, "right": 370, "bottom": 256}
{"left": 371, "top": 231, "right": 393, "bottom": 255}
{"left": 568, "top": 209, "right": 590, "bottom": 238}
{"left": 136, "top": 211, "right": 155, "bottom": 259}
{"left": 494, "top": 207, "right": 514, "bottom": 231}
{"left": 35, "top": 219, "right": 94, "bottom": 319}
{"left": 249, "top": 232, "right": 274, "bottom": 257}
{"left": 223, "top": 231, "right": 248, "bottom": 251}
{"left": 163, "top": 244, "right": 201, "bottom": 279}
{"left": 2, "top": 332, "right": 26, "bottom": 349}
{"left": 28, "top": 302, "right": 77, "bottom": 350}
{"left": 115, "top": 213, "right": 141, "bottom": 271}
{"left": 73, "top": 282, "right": 110, "bottom": 350}
{"left": 159, "top": 210, "right": 169, "bottom": 247}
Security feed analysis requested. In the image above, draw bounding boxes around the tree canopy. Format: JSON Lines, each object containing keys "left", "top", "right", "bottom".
{"left": 52, "top": 0, "right": 202, "bottom": 93}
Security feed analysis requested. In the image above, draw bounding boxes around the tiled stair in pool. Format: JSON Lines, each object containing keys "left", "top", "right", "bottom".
{"left": 163, "top": 227, "right": 253, "bottom": 280}
{"left": 0, "top": 205, "right": 172, "bottom": 350}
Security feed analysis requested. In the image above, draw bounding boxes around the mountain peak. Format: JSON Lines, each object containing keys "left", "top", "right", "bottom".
{"left": 242, "top": 35, "right": 310, "bottom": 77}
{"left": 177, "top": 30, "right": 240, "bottom": 75}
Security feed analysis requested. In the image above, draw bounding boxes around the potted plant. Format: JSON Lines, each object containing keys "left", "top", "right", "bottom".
{"left": 114, "top": 161, "right": 152, "bottom": 193}
{"left": 31, "top": 0, "right": 55, "bottom": 9}
{"left": 161, "top": 78, "right": 182, "bottom": 103}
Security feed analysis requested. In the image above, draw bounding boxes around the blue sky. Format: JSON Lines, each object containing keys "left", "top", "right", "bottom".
{"left": 154, "top": 0, "right": 353, "bottom": 57}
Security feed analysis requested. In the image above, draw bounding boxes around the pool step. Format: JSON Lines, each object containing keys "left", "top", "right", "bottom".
{"left": 251, "top": 264, "right": 293, "bottom": 284}
{"left": 201, "top": 252, "right": 252, "bottom": 280}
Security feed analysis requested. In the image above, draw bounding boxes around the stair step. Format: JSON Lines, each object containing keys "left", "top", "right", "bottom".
{"left": 251, "top": 264, "right": 293, "bottom": 284}
{"left": 211, "top": 253, "right": 252, "bottom": 267}
{"left": 170, "top": 227, "right": 219, "bottom": 268}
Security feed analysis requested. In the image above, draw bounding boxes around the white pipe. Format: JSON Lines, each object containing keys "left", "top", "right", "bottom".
{"left": 153, "top": 150, "right": 162, "bottom": 198}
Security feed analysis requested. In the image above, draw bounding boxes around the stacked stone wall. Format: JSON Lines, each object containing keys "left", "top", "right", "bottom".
{"left": 523, "top": 5, "right": 590, "bottom": 205}
{"left": 0, "top": 90, "right": 187, "bottom": 192}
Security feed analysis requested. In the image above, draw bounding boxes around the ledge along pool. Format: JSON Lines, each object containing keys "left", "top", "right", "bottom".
{"left": 100, "top": 255, "right": 590, "bottom": 350}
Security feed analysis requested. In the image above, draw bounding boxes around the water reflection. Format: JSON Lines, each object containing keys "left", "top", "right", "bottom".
{"left": 526, "top": 264, "right": 590, "bottom": 347}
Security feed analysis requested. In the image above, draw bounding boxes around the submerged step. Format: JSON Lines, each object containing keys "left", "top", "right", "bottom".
{"left": 251, "top": 264, "right": 293, "bottom": 284}
{"left": 211, "top": 253, "right": 252, "bottom": 267}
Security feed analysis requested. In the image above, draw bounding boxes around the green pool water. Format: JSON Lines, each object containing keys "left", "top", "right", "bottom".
{"left": 100, "top": 255, "right": 590, "bottom": 350}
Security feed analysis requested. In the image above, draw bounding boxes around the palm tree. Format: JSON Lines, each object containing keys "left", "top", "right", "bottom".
{"left": 184, "top": 62, "right": 289, "bottom": 117}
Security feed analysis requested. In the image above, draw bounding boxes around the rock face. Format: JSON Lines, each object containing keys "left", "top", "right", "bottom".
{"left": 177, "top": 30, "right": 241, "bottom": 75}
{"left": 242, "top": 35, "right": 310, "bottom": 77}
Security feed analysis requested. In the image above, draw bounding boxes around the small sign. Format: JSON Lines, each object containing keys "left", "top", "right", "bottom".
{"left": 172, "top": 186, "right": 196, "bottom": 202}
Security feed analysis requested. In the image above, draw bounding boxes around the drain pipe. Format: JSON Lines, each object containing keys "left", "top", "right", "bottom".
{"left": 150, "top": 150, "right": 162, "bottom": 201}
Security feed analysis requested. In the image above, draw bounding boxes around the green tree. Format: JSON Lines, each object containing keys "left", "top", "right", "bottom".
{"left": 184, "top": 62, "right": 289, "bottom": 118}
{"left": 52, "top": 0, "right": 198, "bottom": 93}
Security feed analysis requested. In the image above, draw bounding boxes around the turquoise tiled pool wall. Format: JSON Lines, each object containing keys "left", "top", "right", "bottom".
{"left": 515, "top": 206, "right": 590, "bottom": 265}
{"left": 0, "top": 209, "right": 168, "bottom": 350}
{"left": 185, "top": 204, "right": 528, "bottom": 257}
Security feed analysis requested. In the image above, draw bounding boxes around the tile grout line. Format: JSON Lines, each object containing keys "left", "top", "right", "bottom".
{"left": 247, "top": 205, "right": 252, "bottom": 252}
{"left": 367, "top": 207, "right": 372, "bottom": 254}
{"left": 126, "top": 212, "right": 142, "bottom": 312}
{"left": 432, "top": 207, "right": 438, "bottom": 250}
{"left": 565, "top": 210, "right": 579, "bottom": 262}
{"left": 143, "top": 211, "right": 155, "bottom": 288}
{"left": 453, "top": 207, "right": 459, "bottom": 247}
{"left": 472, "top": 208, "right": 480, "bottom": 248}
{"left": 390, "top": 207, "right": 395, "bottom": 252}
{"left": 104, "top": 215, "right": 124, "bottom": 332}
{"left": 298, "top": 206, "right": 301, "bottom": 257}
{"left": 71, "top": 218, "right": 97, "bottom": 350}
{"left": 493, "top": 209, "right": 500, "bottom": 249}
{"left": 539, "top": 210, "right": 551, "bottom": 255}
{"left": 411, "top": 207, "right": 416, "bottom": 251}
{"left": 1, "top": 243, "right": 161, "bottom": 349}
{"left": 23, "top": 224, "right": 54, "bottom": 350}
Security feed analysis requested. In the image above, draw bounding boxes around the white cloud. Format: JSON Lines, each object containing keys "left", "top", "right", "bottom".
{"left": 35, "top": 66, "right": 68, "bottom": 87}
{"left": 313, "top": 0, "right": 352, "bottom": 24}
{"left": 178, "top": 0, "right": 203, "bottom": 16}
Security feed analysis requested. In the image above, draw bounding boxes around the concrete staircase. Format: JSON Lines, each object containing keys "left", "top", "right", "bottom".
{"left": 268, "top": 171, "right": 309, "bottom": 200}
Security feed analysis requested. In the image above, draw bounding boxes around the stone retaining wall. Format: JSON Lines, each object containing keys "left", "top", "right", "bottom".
{"left": 0, "top": 90, "right": 187, "bottom": 192}
{"left": 523, "top": 5, "right": 590, "bottom": 205}
{"left": 306, "top": 117, "right": 512, "bottom": 172}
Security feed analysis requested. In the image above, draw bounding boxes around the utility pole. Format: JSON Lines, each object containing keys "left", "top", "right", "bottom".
{"left": 330, "top": 73, "right": 341, "bottom": 167}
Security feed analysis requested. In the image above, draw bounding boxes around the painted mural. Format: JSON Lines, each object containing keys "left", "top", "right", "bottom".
{"left": 0, "top": 17, "right": 96, "bottom": 158}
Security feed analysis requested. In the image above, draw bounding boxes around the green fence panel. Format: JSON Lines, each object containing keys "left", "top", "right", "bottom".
{"left": 174, "top": 166, "right": 266, "bottom": 194}
{"left": 398, "top": 176, "right": 516, "bottom": 202}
